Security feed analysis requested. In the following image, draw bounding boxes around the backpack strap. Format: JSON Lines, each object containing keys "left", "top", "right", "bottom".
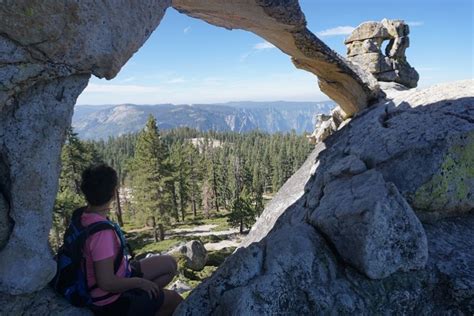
{"left": 82, "top": 221, "right": 127, "bottom": 291}
{"left": 83, "top": 221, "right": 124, "bottom": 272}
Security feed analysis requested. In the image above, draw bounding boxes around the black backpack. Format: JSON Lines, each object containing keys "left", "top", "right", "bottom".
{"left": 50, "top": 207, "right": 129, "bottom": 307}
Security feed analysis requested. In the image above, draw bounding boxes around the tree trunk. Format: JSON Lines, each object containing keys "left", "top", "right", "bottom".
{"left": 172, "top": 186, "right": 179, "bottom": 222}
{"left": 158, "top": 223, "right": 165, "bottom": 241}
{"left": 192, "top": 197, "right": 197, "bottom": 218}
{"left": 152, "top": 216, "right": 158, "bottom": 242}
{"left": 212, "top": 167, "right": 220, "bottom": 212}
{"left": 115, "top": 188, "right": 124, "bottom": 226}
{"left": 240, "top": 218, "right": 244, "bottom": 234}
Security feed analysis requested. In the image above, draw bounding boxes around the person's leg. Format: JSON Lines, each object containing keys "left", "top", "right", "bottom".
{"left": 156, "top": 289, "right": 183, "bottom": 316}
{"left": 138, "top": 255, "right": 178, "bottom": 288}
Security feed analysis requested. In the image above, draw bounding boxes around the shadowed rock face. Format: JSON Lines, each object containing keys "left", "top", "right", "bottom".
{"left": 175, "top": 80, "right": 474, "bottom": 315}
{"left": 171, "top": 0, "right": 384, "bottom": 117}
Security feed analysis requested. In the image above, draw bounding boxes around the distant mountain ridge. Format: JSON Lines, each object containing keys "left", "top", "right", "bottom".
{"left": 72, "top": 101, "right": 334, "bottom": 140}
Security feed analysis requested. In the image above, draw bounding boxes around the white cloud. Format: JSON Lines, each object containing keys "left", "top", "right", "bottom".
{"left": 183, "top": 26, "right": 191, "bottom": 34}
{"left": 240, "top": 52, "right": 252, "bottom": 62}
{"left": 406, "top": 21, "right": 424, "bottom": 27}
{"left": 166, "top": 77, "right": 186, "bottom": 84}
{"left": 240, "top": 41, "right": 276, "bottom": 62}
{"left": 84, "top": 83, "right": 163, "bottom": 94}
{"left": 417, "top": 67, "right": 438, "bottom": 71}
{"left": 253, "top": 41, "right": 276, "bottom": 50}
{"left": 121, "top": 76, "right": 136, "bottom": 83}
{"left": 316, "top": 26, "right": 355, "bottom": 37}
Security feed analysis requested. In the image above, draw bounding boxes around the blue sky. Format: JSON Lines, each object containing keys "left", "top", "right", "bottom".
{"left": 77, "top": 0, "right": 473, "bottom": 105}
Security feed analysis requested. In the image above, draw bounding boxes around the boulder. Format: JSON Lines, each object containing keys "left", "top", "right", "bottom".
{"left": 169, "top": 280, "right": 192, "bottom": 294}
{"left": 311, "top": 169, "right": 428, "bottom": 279}
{"left": 174, "top": 240, "right": 208, "bottom": 271}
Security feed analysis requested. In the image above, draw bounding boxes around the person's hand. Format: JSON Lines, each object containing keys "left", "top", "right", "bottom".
{"left": 137, "top": 278, "right": 160, "bottom": 299}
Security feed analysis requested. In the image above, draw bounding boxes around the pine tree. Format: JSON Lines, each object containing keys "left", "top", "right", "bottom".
{"left": 228, "top": 188, "right": 257, "bottom": 234}
{"left": 129, "top": 115, "right": 172, "bottom": 241}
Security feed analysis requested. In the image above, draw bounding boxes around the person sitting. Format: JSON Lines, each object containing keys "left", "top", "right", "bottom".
{"left": 79, "top": 164, "right": 183, "bottom": 315}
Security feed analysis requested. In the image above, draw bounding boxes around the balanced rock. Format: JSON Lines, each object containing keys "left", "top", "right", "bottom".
{"left": 345, "top": 19, "right": 419, "bottom": 88}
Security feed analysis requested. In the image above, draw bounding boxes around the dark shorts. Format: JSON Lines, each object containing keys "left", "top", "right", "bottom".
{"left": 91, "top": 261, "right": 164, "bottom": 316}
{"left": 130, "top": 260, "right": 144, "bottom": 278}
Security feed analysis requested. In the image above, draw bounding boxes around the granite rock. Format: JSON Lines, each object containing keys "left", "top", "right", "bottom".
{"left": 176, "top": 80, "right": 474, "bottom": 315}
{"left": 311, "top": 169, "right": 428, "bottom": 279}
{"left": 345, "top": 19, "right": 419, "bottom": 88}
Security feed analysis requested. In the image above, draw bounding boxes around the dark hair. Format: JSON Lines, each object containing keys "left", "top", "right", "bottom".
{"left": 80, "top": 164, "right": 118, "bottom": 206}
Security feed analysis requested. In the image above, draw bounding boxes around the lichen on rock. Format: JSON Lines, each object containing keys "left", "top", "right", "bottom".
{"left": 412, "top": 131, "right": 474, "bottom": 221}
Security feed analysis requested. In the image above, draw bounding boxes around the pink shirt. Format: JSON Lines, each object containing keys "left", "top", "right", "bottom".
{"left": 81, "top": 212, "right": 130, "bottom": 306}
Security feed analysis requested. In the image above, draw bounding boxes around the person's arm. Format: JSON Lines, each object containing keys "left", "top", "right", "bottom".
{"left": 94, "top": 256, "right": 159, "bottom": 298}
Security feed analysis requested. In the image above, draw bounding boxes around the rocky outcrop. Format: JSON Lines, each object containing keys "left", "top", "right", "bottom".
{"left": 176, "top": 80, "right": 474, "bottom": 315}
{"left": 0, "top": 287, "right": 92, "bottom": 316}
{"left": 171, "top": 0, "right": 383, "bottom": 117}
{"left": 0, "top": 0, "right": 171, "bottom": 295}
{"left": 307, "top": 114, "right": 336, "bottom": 144}
{"left": 345, "top": 19, "right": 419, "bottom": 88}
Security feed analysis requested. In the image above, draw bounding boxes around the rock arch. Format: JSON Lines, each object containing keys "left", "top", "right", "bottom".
{"left": 0, "top": 0, "right": 397, "bottom": 296}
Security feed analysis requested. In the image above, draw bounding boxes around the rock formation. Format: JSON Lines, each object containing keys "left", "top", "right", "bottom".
{"left": 0, "top": 1, "right": 472, "bottom": 315}
{"left": 171, "top": 0, "right": 384, "bottom": 117}
{"left": 176, "top": 80, "right": 474, "bottom": 315}
{"left": 0, "top": 0, "right": 386, "bottom": 299}
{"left": 345, "top": 19, "right": 419, "bottom": 88}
